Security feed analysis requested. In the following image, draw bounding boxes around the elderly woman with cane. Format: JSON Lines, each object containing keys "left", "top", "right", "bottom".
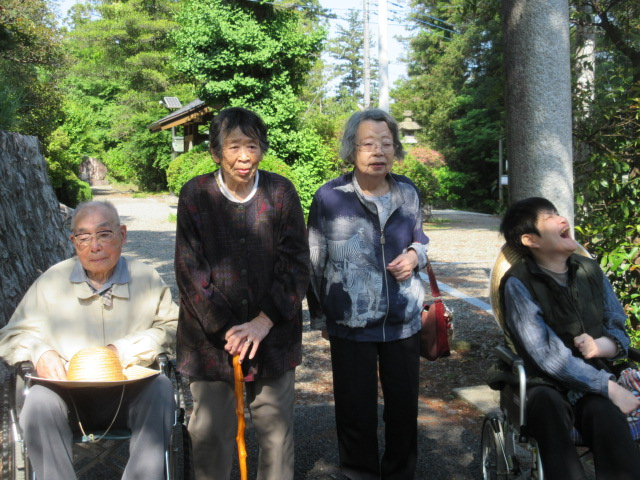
{"left": 175, "top": 107, "right": 310, "bottom": 480}
{"left": 307, "top": 109, "right": 430, "bottom": 479}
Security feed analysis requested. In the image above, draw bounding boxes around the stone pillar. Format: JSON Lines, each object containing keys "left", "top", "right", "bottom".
{"left": 502, "top": 0, "right": 574, "bottom": 224}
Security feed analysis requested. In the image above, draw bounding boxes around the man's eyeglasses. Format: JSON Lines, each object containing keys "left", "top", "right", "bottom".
{"left": 73, "top": 230, "right": 116, "bottom": 246}
{"left": 356, "top": 142, "right": 395, "bottom": 153}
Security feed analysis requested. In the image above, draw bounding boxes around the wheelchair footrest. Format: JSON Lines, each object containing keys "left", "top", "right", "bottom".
{"left": 73, "top": 428, "right": 132, "bottom": 443}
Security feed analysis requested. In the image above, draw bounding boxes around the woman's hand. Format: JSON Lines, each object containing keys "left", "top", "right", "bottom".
{"left": 387, "top": 249, "right": 418, "bottom": 282}
{"left": 225, "top": 313, "right": 274, "bottom": 362}
{"left": 574, "top": 333, "right": 617, "bottom": 359}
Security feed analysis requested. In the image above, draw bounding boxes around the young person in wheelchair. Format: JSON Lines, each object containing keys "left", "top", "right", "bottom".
{"left": 494, "top": 197, "right": 640, "bottom": 480}
{"left": 0, "top": 200, "right": 179, "bottom": 480}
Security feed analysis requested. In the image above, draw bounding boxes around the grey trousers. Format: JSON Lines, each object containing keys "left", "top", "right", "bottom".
{"left": 188, "top": 370, "right": 295, "bottom": 480}
{"left": 19, "top": 375, "right": 174, "bottom": 480}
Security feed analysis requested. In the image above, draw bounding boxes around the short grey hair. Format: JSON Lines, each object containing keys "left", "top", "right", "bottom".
{"left": 71, "top": 200, "right": 121, "bottom": 231}
{"left": 339, "top": 109, "right": 405, "bottom": 164}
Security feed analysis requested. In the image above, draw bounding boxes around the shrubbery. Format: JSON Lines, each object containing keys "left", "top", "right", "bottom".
{"left": 165, "top": 145, "right": 325, "bottom": 217}
{"left": 574, "top": 92, "right": 639, "bottom": 344}
{"left": 394, "top": 146, "right": 470, "bottom": 209}
{"left": 166, "top": 144, "right": 215, "bottom": 195}
{"left": 46, "top": 128, "right": 93, "bottom": 207}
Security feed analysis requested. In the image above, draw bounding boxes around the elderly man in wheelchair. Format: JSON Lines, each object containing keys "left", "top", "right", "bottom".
{"left": 0, "top": 200, "right": 179, "bottom": 480}
{"left": 485, "top": 197, "right": 640, "bottom": 480}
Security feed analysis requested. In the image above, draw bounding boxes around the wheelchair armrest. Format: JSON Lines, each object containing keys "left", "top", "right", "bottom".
{"left": 154, "top": 352, "right": 177, "bottom": 378}
{"left": 495, "top": 345, "right": 525, "bottom": 372}
{"left": 628, "top": 347, "right": 640, "bottom": 363}
{"left": 494, "top": 345, "right": 528, "bottom": 431}
{"left": 156, "top": 352, "right": 169, "bottom": 366}
{"left": 16, "top": 361, "right": 34, "bottom": 379}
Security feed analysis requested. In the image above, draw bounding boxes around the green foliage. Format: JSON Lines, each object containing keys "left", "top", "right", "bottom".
{"left": 393, "top": 150, "right": 471, "bottom": 209}
{"left": 574, "top": 92, "right": 640, "bottom": 339}
{"left": 392, "top": 0, "right": 503, "bottom": 213}
{"left": 326, "top": 8, "right": 377, "bottom": 105}
{"left": 571, "top": 0, "right": 640, "bottom": 342}
{"left": 100, "top": 109, "right": 174, "bottom": 191}
{"left": 172, "top": 0, "right": 326, "bottom": 165}
{"left": 0, "top": 75, "right": 23, "bottom": 132}
{"left": 60, "top": 0, "right": 194, "bottom": 191}
{"left": 290, "top": 130, "right": 340, "bottom": 213}
{"left": 166, "top": 144, "right": 215, "bottom": 195}
{"left": 0, "top": 0, "right": 64, "bottom": 144}
{"left": 54, "top": 171, "right": 93, "bottom": 208}
{"left": 392, "top": 157, "right": 438, "bottom": 206}
{"left": 171, "top": 0, "right": 334, "bottom": 215}
{"left": 45, "top": 127, "right": 93, "bottom": 207}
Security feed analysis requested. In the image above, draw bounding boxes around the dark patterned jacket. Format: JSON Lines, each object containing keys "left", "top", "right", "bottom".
{"left": 175, "top": 170, "right": 310, "bottom": 382}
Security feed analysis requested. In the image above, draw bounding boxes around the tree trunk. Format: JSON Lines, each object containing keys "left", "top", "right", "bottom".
{"left": 502, "top": 0, "right": 575, "bottom": 225}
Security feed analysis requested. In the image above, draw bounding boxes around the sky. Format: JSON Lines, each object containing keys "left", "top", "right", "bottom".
{"left": 319, "top": 0, "right": 412, "bottom": 85}
{"left": 56, "top": 0, "right": 412, "bottom": 85}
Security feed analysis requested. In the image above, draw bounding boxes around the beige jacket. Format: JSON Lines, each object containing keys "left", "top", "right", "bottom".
{"left": 0, "top": 256, "right": 178, "bottom": 368}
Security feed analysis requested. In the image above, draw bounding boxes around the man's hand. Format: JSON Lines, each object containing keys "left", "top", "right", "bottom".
{"left": 225, "top": 313, "right": 274, "bottom": 363}
{"left": 574, "top": 334, "right": 617, "bottom": 359}
{"left": 387, "top": 249, "right": 418, "bottom": 282}
{"left": 608, "top": 380, "right": 640, "bottom": 415}
{"left": 36, "top": 350, "right": 67, "bottom": 380}
{"left": 106, "top": 344, "right": 119, "bottom": 356}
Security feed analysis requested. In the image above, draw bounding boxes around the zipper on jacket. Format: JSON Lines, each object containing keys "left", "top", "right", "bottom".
{"left": 380, "top": 228, "right": 390, "bottom": 341}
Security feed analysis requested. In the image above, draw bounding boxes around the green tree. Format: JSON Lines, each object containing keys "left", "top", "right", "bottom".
{"left": 0, "top": 0, "right": 64, "bottom": 144}
{"left": 328, "top": 9, "right": 362, "bottom": 105}
{"left": 392, "top": 0, "right": 504, "bottom": 213}
{"left": 572, "top": 0, "right": 640, "bottom": 336}
{"left": 172, "top": 0, "right": 333, "bottom": 212}
{"left": 61, "top": 0, "right": 194, "bottom": 191}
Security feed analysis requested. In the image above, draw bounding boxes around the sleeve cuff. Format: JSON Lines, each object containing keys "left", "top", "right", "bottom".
{"left": 408, "top": 242, "right": 428, "bottom": 270}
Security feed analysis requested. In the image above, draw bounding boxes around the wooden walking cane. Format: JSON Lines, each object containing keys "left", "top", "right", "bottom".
{"left": 233, "top": 355, "right": 248, "bottom": 480}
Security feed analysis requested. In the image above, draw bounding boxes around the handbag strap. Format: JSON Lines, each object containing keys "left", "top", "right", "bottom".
{"left": 425, "top": 257, "right": 442, "bottom": 299}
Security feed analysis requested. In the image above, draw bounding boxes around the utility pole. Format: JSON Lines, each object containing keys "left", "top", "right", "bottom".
{"left": 363, "top": 0, "right": 370, "bottom": 109}
{"left": 378, "top": 0, "right": 389, "bottom": 112}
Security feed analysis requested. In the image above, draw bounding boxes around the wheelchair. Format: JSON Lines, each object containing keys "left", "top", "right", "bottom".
{"left": 481, "top": 244, "right": 640, "bottom": 480}
{"left": 1, "top": 353, "right": 193, "bottom": 480}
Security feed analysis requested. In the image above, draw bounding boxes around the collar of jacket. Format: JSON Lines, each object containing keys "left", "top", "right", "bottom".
{"left": 351, "top": 171, "right": 406, "bottom": 216}
{"left": 523, "top": 253, "right": 582, "bottom": 285}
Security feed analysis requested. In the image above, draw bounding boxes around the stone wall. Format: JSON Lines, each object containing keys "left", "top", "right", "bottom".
{"left": 0, "top": 131, "right": 74, "bottom": 328}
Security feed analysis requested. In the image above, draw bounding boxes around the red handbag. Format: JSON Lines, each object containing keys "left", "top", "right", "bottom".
{"left": 420, "top": 259, "right": 454, "bottom": 360}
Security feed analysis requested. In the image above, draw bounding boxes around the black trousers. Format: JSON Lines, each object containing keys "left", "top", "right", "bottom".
{"left": 526, "top": 385, "right": 640, "bottom": 480}
{"left": 329, "top": 333, "right": 420, "bottom": 480}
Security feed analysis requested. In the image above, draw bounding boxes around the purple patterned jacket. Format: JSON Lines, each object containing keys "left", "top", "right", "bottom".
{"left": 174, "top": 170, "right": 310, "bottom": 382}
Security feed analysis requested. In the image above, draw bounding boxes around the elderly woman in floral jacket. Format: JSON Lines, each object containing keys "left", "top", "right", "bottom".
{"left": 175, "top": 107, "right": 310, "bottom": 480}
{"left": 307, "top": 109, "right": 430, "bottom": 480}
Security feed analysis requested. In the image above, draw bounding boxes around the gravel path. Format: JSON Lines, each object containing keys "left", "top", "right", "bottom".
{"left": 93, "top": 186, "right": 505, "bottom": 479}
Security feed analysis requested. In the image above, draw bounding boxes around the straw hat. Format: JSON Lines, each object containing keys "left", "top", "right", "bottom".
{"left": 67, "top": 346, "right": 125, "bottom": 382}
{"left": 31, "top": 346, "right": 159, "bottom": 388}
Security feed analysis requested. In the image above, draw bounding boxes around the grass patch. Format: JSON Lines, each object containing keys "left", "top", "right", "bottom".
{"left": 425, "top": 217, "right": 451, "bottom": 229}
{"left": 168, "top": 212, "right": 177, "bottom": 223}
{"left": 132, "top": 192, "right": 147, "bottom": 199}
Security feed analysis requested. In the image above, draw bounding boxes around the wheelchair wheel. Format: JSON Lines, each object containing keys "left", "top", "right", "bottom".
{"left": 481, "top": 416, "right": 501, "bottom": 480}
{"left": 169, "top": 422, "right": 194, "bottom": 480}
{"left": 1, "top": 368, "right": 33, "bottom": 480}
